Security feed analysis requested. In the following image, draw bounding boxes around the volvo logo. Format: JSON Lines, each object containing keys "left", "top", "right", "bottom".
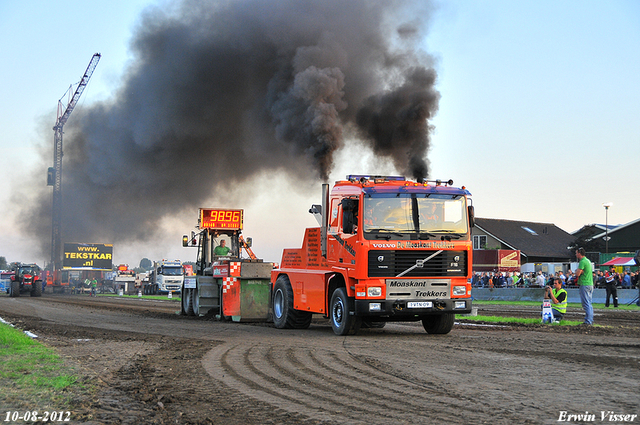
{"left": 378, "top": 256, "right": 385, "bottom": 262}
{"left": 416, "top": 259, "right": 424, "bottom": 267}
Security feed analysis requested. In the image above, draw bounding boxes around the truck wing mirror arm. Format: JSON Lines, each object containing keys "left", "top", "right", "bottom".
{"left": 309, "top": 204, "right": 323, "bottom": 226}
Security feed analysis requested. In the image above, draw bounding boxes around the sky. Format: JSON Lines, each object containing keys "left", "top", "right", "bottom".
{"left": 1, "top": 0, "right": 639, "bottom": 267}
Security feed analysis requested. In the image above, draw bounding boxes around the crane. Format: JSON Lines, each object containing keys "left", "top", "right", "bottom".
{"left": 49, "top": 53, "right": 101, "bottom": 285}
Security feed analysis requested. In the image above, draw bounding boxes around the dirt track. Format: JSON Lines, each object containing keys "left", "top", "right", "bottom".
{"left": 0, "top": 293, "right": 638, "bottom": 425}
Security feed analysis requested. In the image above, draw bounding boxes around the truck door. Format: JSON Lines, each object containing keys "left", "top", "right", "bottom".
{"left": 328, "top": 197, "right": 358, "bottom": 269}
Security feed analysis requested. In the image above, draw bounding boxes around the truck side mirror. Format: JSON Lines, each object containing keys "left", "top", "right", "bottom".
{"left": 468, "top": 205, "right": 475, "bottom": 228}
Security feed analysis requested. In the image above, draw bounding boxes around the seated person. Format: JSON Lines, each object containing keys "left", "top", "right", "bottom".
{"left": 214, "top": 239, "right": 231, "bottom": 256}
{"left": 363, "top": 205, "right": 376, "bottom": 226}
{"left": 419, "top": 203, "right": 440, "bottom": 229}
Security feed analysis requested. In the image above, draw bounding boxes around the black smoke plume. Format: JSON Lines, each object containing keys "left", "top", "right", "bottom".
{"left": 20, "top": 0, "right": 439, "bottom": 251}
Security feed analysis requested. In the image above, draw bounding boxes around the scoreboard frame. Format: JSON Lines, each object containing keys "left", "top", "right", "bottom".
{"left": 199, "top": 208, "right": 243, "bottom": 230}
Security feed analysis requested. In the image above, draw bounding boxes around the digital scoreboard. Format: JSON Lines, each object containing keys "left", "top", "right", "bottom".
{"left": 199, "top": 208, "right": 243, "bottom": 230}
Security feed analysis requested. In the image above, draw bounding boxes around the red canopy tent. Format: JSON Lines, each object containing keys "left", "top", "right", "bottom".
{"left": 602, "top": 257, "right": 636, "bottom": 266}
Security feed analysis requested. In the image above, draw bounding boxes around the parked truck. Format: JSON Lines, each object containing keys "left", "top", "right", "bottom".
{"left": 271, "top": 175, "right": 474, "bottom": 335}
{"left": 181, "top": 208, "right": 272, "bottom": 320}
{"left": 144, "top": 260, "right": 184, "bottom": 295}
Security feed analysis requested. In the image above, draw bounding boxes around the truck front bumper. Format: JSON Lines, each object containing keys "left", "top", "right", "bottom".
{"left": 355, "top": 298, "right": 472, "bottom": 317}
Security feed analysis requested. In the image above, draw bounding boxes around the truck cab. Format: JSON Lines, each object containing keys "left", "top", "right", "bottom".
{"left": 150, "top": 260, "right": 184, "bottom": 294}
{"left": 272, "top": 175, "right": 474, "bottom": 335}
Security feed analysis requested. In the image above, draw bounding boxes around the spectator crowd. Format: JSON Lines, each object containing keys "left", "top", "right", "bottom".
{"left": 471, "top": 269, "right": 639, "bottom": 289}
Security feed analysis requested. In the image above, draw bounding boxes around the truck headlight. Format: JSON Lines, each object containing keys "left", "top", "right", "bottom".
{"left": 368, "top": 287, "right": 382, "bottom": 297}
{"left": 453, "top": 286, "right": 466, "bottom": 296}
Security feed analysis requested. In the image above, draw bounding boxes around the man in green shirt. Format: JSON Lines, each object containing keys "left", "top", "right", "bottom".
{"left": 214, "top": 239, "right": 231, "bottom": 256}
{"left": 575, "top": 247, "right": 593, "bottom": 325}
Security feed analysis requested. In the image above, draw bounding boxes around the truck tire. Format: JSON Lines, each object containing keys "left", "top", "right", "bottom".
{"left": 10, "top": 281, "right": 20, "bottom": 298}
{"left": 272, "top": 275, "right": 312, "bottom": 329}
{"left": 182, "top": 286, "right": 194, "bottom": 316}
{"left": 330, "top": 287, "right": 361, "bottom": 336}
{"left": 30, "top": 280, "right": 42, "bottom": 297}
{"left": 422, "top": 313, "right": 454, "bottom": 334}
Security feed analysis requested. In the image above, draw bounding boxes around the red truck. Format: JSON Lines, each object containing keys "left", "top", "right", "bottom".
{"left": 271, "top": 175, "right": 474, "bottom": 335}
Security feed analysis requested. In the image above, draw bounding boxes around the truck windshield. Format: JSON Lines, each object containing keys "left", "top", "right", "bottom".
{"left": 162, "top": 266, "right": 183, "bottom": 276}
{"left": 363, "top": 194, "right": 468, "bottom": 236}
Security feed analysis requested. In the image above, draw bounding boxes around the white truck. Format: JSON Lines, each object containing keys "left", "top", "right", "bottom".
{"left": 145, "top": 260, "right": 183, "bottom": 295}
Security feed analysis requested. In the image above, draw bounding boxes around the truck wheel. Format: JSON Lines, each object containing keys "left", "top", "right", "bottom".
{"left": 30, "top": 280, "right": 43, "bottom": 297}
{"left": 422, "top": 313, "right": 454, "bottom": 334}
{"left": 272, "top": 275, "right": 311, "bottom": 329}
{"left": 330, "top": 288, "right": 361, "bottom": 336}
{"left": 182, "top": 287, "right": 194, "bottom": 316}
{"left": 10, "top": 281, "right": 20, "bottom": 298}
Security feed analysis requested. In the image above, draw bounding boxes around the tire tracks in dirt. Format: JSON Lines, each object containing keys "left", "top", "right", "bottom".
{"left": 2, "top": 295, "right": 639, "bottom": 424}
{"left": 202, "top": 334, "right": 534, "bottom": 425}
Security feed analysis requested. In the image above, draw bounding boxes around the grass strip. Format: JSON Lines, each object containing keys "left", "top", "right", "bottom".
{"left": 456, "top": 314, "right": 583, "bottom": 326}
{"left": 0, "top": 322, "right": 81, "bottom": 410}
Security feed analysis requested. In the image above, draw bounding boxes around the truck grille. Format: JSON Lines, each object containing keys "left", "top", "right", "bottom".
{"left": 368, "top": 250, "right": 467, "bottom": 278}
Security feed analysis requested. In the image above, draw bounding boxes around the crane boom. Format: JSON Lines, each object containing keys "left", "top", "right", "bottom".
{"left": 54, "top": 53, "right": 101, "bottom": 129}
{"left": 50, "top": 53, "right": 101, "bottom": 281}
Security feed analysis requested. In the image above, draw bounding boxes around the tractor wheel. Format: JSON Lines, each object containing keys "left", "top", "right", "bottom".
{"left": 182, "top": 286, "right": 194, "bottom": 316}
{"left": 422, "top": 313, "right": 455, "bottom": 334}
{"left": 10, "top": 281, "right": 20, "bottom": 298}
{"left": 330, "top": 287, "right": 361, "bottom": 336}
{"left": 191, "top": 286, "right": 200, "bottom": 316}
{"left": 272, "top": 275, "right": 311, "bottom": 329}
{"left": 30, "top": 281, "right": 43, "bottom": 297}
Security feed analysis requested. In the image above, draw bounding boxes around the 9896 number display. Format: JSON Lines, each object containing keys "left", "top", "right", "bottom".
{"left": 200, "top": 209, "right": 243, "bottom": 230}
